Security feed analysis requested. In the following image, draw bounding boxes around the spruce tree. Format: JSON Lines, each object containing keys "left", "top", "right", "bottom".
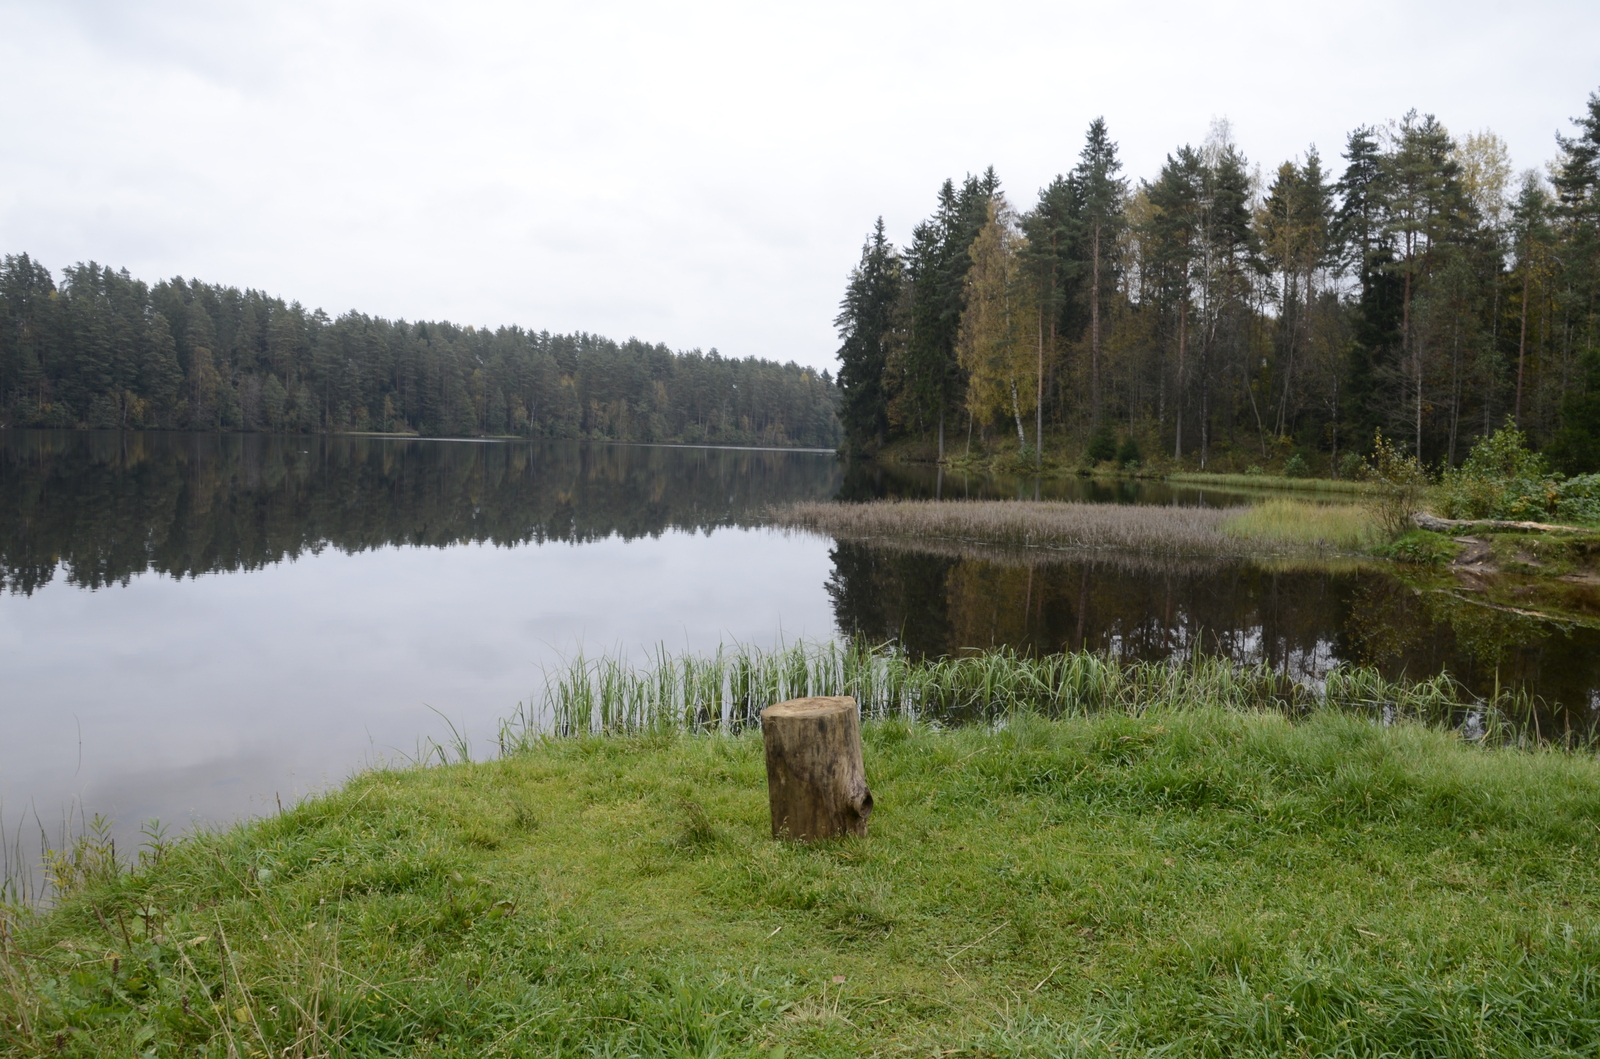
{"left": 1071, "top": 118, "right": 1127, "bottom": 430}
{"left": 902, "top": 173, "right": 996, "bottom": 456}
{"left": 142, "top": 312, "right": 182, "bottom": 425}
{"left": 834, "top": 218, "right": 903, "bottom": 452}
{"left": 1143, "top": 147, "right": 1203, "bottom": 459}
{"left": 1021, "top": 175, "right": 1080, "bottom": 462}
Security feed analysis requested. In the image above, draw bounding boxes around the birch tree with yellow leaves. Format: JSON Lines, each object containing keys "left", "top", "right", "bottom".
{"left": 958, "top": 197, "right": 1041, "bottom": 454}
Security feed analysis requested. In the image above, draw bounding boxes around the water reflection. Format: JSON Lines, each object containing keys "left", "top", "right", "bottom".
{"left": 824, "top": 540, "right": 1600, "bottom": 730}
{"left": 0, "top": 431, "right": 842, "bottom": 594}
{"left": 3, "top": 430, "right": 1599, "bottom": 871}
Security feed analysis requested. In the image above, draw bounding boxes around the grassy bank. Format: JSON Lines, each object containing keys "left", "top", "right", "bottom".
{"left": 773, "top": 498, "right": 1377, "bottom": 559}
{"left": 6, "top": 706, "right": 1599, "bottom": 1056}
{"left": 5, "top": 645, "right": 1587, "bottom": 1057}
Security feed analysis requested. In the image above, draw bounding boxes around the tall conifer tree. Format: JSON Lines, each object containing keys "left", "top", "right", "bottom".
{"left": 835, "top": 218, "right": 903, "bottom": 452}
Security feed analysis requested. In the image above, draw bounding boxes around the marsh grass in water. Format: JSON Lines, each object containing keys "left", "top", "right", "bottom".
{"left": 5, "top": 687, "right": 1600, "bottom": 1057}
{"left": 773, "top": 497, "right": 1381, "bottom": 559}
{"left": 774, "top": 500, "right": 1241, "bottom": 555}
{"left": 509, "top": 641, "right": 1531, "bottom": 741}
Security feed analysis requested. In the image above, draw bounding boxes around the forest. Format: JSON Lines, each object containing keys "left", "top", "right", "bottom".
{"left": 835, "top": 89, "right": 1600, "bottom": 475}
{"left": 0, "top": 258, "right": 841, "bottom": 448}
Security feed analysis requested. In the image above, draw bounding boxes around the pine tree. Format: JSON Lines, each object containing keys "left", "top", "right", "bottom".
{"left": 1508, "top": 171, "right": 1553, "bottom": 425}
{"left": 1260, "top": 149, "right": 1335, "bottom": 440}
{"left": 1335, "top": 125, "right": 1398, "bottom": 452}
{"left": 1382, "top": 111, "right": 1471, "bottom": 457}
{"left": 1186, "top": 124, "right": 1257, "bottom": 468}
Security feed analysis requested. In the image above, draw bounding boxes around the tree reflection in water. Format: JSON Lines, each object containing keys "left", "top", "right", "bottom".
{"left": 824, "top": 539, "right": 1600, "bottom": 736}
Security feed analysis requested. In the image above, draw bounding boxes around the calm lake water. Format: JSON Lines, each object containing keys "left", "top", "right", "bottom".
{"left": 3, "top": 430, "right": 1598, "bottom": 861}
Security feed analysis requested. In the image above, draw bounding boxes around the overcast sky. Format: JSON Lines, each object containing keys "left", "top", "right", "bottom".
{"left": 2, "top": 1, "right": 1597, "bottom": 372}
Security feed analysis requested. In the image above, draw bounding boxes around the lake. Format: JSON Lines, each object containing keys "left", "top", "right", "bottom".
{"left": 3, "top": 430, "right": 1598, "bottom": 866}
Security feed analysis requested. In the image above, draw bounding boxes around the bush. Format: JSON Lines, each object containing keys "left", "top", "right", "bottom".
{"left": 1337, "top": 450, "right": 1365, "bottom": 481}
{"left": 1439, "top": 420, "right": 1555, "bottom": 520}
{"left": 1370, "top": 529, "right": 1456, "bottom": 565}
{"left": 1245, "top": 464, "right": 1264, "bottom": 476}
{"left": 1555, "top": 473, "right": 1600, "bottom": 525}
{"left": 1283, "top": 453, "right": 1310, "bottom": 479}
{"left": 1116, "top": 435, "right": 1142, "bottom": 468}
{"left": 1362, "top": 430, "right": 1430, "bottom": 538}
{"left": 1085, "top": 427, "right": 1117, "bottom": 464}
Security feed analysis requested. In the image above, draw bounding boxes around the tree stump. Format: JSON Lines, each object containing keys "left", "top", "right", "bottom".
{"left": 759, "top": 695, "right": 872, "bottom": 840}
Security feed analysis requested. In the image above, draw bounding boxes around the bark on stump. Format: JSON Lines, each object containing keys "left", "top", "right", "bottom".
{"left": 759, "top": 695, "right": 872, "bottom": 841}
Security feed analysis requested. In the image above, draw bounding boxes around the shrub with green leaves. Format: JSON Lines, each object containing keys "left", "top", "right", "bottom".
{"left": 1282, "top": 453, "right": 1309, "bottom": 479}
{"left": 1555, "top": 473, "right": 1600, "bottom": 525}
{"left": 1361, "top": 431, "right": 1430, "bottom": 538}
{"left": 1439, "top": 420, "right": 1556, "bottom": 520}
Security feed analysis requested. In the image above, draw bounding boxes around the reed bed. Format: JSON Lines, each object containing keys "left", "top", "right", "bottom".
{"left": 773, "top": 497, "right": 1380, "bottom": 559}
{"left": 505, "top": 640, "right": 1539, "bottom": 748}
{"left": 773, "top": 499, "right": 1244, "bottom": 554}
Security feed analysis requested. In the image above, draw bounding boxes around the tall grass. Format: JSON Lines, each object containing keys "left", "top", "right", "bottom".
{"left": 1220, "top": 497, "right": 1379, "bottom": 551}
{"left": 773, "top": 499, "right": 1242, "bottom": 554}
{"left": 507, "top": 640, "right": 1538, "bottom": 748}
{"left": 773, "top": 498, "right": 1377, "bottom": 558}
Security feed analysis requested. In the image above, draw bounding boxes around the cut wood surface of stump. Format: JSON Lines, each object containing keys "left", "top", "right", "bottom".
{"left": 759, "top": 695, "right": 872, "bottom": 841}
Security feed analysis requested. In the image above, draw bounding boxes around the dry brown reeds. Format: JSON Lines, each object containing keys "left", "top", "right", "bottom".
{"left": 772, "top": 499, "right": 1253, "bottom": 557}
{"left": 771, "top": 498, "right": 1380, "bottom": 560}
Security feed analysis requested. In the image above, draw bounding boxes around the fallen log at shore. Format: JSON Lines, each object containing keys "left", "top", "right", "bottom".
{"left": 1411, "top": 512, "right": 1591, "bottom": 534}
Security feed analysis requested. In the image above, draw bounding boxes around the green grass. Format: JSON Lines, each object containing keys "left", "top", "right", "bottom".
{"left": 514, "top": 642, "right": 1513, "bottom": 738}
{"left": 1220, "top": 498, "right": 1380, "bottom": 552}
{"left": 6, "top": 705, "right": 1600, "bottom": 1057}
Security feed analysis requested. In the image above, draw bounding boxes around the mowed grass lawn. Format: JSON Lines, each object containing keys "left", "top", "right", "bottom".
{"left": 8, "top": 710, "right": 1600, "bottom": 1057}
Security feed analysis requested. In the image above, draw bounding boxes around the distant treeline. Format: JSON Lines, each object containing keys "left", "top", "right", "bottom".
{"left": 835, "top": 89, "right": 1600, "bottom": 473}
{"left": 0, "top": 432, "right": 841, "bottom": 595}
{"left": 0, "top": 256, "right": 841, "bottom": 447}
